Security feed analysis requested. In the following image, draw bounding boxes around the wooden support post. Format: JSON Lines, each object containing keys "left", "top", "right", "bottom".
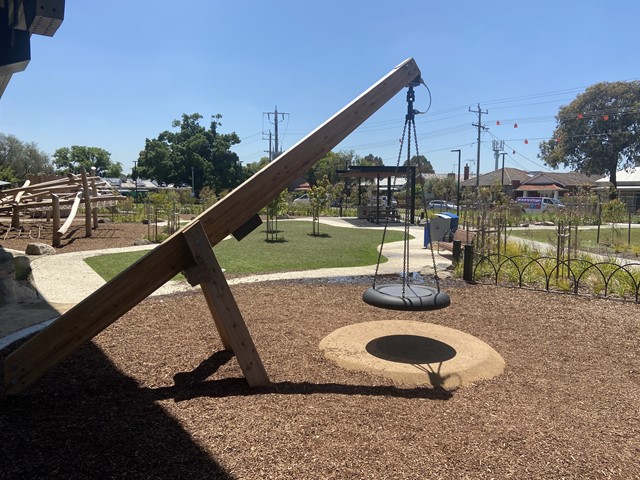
{"left": 10, "top": 180, "right": 30, "bottom": 228}
{"left": 52, "top": 194, "right": 61, "bottom": 247}
{"left": 3, "top": 58, "right": 421, "bottom": 394}
{"left": 80, "top": 167, "right": 92, "bottom": 237}
{"left": 90, "top": 167, "right": 99, "bottom": 229}
{"left": 182, "top": 222, "right": 269, "bottom": 386}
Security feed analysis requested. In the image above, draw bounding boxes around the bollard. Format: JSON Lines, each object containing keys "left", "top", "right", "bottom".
{"left": 452, "top": 239, "right": 462, "bottom": 264}
{"left": 463, "top": 244, "right": 474, "bottom": 282}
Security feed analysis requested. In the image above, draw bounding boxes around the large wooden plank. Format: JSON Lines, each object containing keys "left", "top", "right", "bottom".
{"left": 3, "top": 58, "right": 421, "bottom": 394}
{"left": 182, "top": 223, "right": 269, "bottom": 386}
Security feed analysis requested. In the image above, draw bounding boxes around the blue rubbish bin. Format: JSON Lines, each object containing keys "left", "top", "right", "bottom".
{"left": 423, "top": 221, "right": 431, "bottom": 247}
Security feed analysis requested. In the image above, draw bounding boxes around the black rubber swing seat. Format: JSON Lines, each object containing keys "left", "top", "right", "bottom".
{"left": 363, "top": 284, "right": 451, "bottom": 311}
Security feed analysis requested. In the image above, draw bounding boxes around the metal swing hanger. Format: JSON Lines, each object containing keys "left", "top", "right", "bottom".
{"left": 363, "top": 80, "right": 450, "bottom": 312}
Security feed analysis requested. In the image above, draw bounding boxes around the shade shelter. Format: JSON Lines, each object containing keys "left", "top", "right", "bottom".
{"left": 337, "top": 165, "right": 417, "bottom": 224}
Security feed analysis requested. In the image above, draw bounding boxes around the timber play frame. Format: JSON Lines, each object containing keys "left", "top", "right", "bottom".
{"left": 3, "top": 58, "right": 422, "bottom": 394}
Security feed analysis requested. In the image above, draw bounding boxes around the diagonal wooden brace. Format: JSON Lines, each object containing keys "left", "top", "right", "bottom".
{"left": 182, "top": 222, "right": 270, "bottom": 387}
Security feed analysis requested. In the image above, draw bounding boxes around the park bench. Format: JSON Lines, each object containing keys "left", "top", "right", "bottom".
{"left": 437, "top": 228, "right": 477, "bottom": 253}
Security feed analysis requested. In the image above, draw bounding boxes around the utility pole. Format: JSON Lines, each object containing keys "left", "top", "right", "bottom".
{"left": 500, "top": 152, "right": 507, "bottom": 190}
{"left": 263, "top": 106, "right": 289, "bottom": 161}
{"left": 469, "top": 103, "right": 488, "bottom": 188}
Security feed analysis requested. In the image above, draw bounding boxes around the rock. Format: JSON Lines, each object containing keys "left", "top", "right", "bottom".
{"left": 133, "top": 238, "right": 152, "bottom": 246}
{"left": 13, "top": 255, "right": 32, "bottom": 281}
{"left": 25, "top": 243, "right": 56, "bottom": 255}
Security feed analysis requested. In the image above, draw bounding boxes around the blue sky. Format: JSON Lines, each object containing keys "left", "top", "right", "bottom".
{"left": 1, "top": 1, "right": 638, "bottom": 177}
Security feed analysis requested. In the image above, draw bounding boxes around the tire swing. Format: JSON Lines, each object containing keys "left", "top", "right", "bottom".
{"left": 363, "top": 80, "right": 450, "bottom": 312}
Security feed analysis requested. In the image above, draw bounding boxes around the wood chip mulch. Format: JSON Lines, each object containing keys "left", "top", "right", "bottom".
{"left": 1, "top": 279, "right": 638, "bottom": 479}
{"left": 0, "top": 220, "right": 151, "bottom": 253}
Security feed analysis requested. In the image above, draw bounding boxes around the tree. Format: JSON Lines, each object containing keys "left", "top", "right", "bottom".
{"left": 309, "top": 175, "right": 331, "bottom": 236}
{"left": 539, "top": 81, "right": 640, "bottom": 198}
{"left": 0, "top": 133, "right": 53, "bottom": 180}
{"left": 138, "top": 113, "right": 242, "bottom": 196}
{"left": 403, "top": 154, "right": 434, "bottom": 174}
{"left": 53, "top": 145, "right": 122, "bottom": 177}
{"left": 358, "top": 153, "right": 384, "bottom": 167}
{"left": 242, "top": 156, "right": 270, "bottom": 180}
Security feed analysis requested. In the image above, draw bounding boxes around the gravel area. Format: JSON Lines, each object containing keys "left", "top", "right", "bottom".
{"left": 1, "top": 280, "right": 638, "bottom": 479}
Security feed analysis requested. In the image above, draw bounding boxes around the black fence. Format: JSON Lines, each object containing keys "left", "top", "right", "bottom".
{"left": 461, "top": 245, "right": 640, "bottom": 304}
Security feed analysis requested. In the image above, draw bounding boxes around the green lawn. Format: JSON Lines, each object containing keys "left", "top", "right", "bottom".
{"left": 509, "top": 225, "right": 640, "bottom": 256}
{"left": 84, "top": 220, "right": 407, "bottom": 281}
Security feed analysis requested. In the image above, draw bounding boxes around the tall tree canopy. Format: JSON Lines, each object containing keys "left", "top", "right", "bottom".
{"left": 539, "top": 81, "right": 640, "bottom": 196}
{"left": 403, "top": 154, "right": 434, "bottom": 173}
{"left": 53, "top": 145, "right": 122, "bottom": 177}
{"left": 138, "top": 113, "right": 241, "bottom": 196}
{"left": 0, "top": 133, "right": 53, "bottom": 181}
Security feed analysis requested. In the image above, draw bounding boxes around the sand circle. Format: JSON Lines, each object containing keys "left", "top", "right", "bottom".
{"left": 319, "top": 320, "right": 505, "bottom": 388}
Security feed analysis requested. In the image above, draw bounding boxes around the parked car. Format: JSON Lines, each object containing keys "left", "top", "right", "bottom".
{"left": 428, "top": 200, "right": 456, "bottom": 210}
{"left": 292, "top": 193, "right": 310, "bottom": 205}
{"left": 516, "top": 197, "right": 565, "bottom": 213}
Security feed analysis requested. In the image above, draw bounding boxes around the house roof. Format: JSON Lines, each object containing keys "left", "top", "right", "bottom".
{"left": 595, "top": 167, "right": 640, "bottom": 184}
{"left": 515, "top": 184, "right": 564, "bottom": 191}
{"left": 527, "top": 171, "right": 595, "bottom": 187}
{"left": 460, "top": 168, "right": 530, "bottom": 187}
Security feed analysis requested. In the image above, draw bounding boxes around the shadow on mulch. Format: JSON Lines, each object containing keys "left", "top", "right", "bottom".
{"left": 0, "top": 342, "right": 231, "bottom": 480}
{"left": 1, "top": 336, "right": 453, "bottom": 479}
{"left": 144, "top": 348, "right": 453, "bottom": 403}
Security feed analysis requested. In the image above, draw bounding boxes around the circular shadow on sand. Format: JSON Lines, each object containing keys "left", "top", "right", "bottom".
{"left": 366, "top": 335, "right": 457, "bottom": 364}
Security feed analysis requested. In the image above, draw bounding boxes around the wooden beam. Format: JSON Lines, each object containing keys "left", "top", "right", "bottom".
{"left": 3, "top": 58, "right": 421, "bottom": 394}
{"left": 182, "top": 222, "right": 269, "bottom": 386}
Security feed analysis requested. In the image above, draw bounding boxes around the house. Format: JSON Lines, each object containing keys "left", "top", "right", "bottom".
{"left": 460, "top": 168, "right": 595, "bottom": 199}
{"left": 595, "top": 167, "right": 640, "bottom": 212}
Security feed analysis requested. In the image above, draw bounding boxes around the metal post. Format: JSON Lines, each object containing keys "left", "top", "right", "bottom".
{"left": 463, "top": 244, "right": 474, "bottom": 282}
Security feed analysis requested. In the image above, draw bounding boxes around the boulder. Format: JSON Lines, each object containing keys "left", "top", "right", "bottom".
{"left": 133, "top": 238, "right": 152, "bottom": 246}
{"left": 25, "top": 243, "right": 56, "bottom": 255}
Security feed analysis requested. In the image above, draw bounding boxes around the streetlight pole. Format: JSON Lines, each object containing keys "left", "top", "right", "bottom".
{"left": 451, "top": 149, "right": 461, "bottom": 216}
{"left": 500, "top": 152, "right": 507, "bottom": 193}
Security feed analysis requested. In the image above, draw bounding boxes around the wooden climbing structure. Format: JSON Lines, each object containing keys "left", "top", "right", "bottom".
{"left": 0, "top": 168, "right": 123, "bottom": 246}
{"left": 3, "top": 58, "right": 422, "bottom": 394}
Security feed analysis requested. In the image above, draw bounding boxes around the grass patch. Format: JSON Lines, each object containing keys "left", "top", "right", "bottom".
{"left": 84, "top": 220, "right": 406, "bottom": 281}
{"left": 509, "top": 226, "right": 640, "bottom": 257}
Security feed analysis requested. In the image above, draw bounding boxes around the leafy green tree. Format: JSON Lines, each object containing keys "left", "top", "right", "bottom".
{"left": 309, "top": 175, "right": 331, "bottom": 236}
{"left": 53, "top": 145, "right": 121, "bottom": 177}
{"left": 358, "top": 153, "right": 384, "bottom": 167}
{"left": 306, "top": 150, "right": 362, "bottom": 185}
{"left": 0, "top": 133, "right": 53, "bottom": 179}
{"left": 403, "top": 154, "right": 434, "bottom": 173}
{"left": 243, "top": 156, "right": 270, "bottom": 180}
{"left": 540, "top": 81, "right": 640, "bottom": 198}
{"left": 138, "top": 113, "right": 242, "bottom": 197}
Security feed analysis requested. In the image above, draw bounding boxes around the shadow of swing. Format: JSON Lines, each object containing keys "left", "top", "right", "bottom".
{"left": 146, "top": 346, "right": 454, "bottom": 402}
{"left": 366, "top": 334, "right": 461, "bottom": 389}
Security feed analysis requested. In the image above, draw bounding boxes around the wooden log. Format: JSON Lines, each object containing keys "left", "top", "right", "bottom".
{"left": 90, "top": 167, "right": 99, "bottom": 229}
{"left": 57, "top": 193, "right": 82, "bottom": 235}
{"left": 52, "top": 194, "right": 61, "bottom": 247}
{"left": 10, "top": 180, "right": 30, "bottom": 228}
{"left": 3, "top": 58, "right": 421, "bottom": 394}
{"left": 182, "top": 222, "right": 269, "bottom": 386}
{"left": 80, "top": 167, "right": 92, "bottom": 237}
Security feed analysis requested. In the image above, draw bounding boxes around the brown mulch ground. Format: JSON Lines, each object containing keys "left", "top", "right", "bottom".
{"left": 1, "top": 278, "right": 638, "bottom": 479}
{"left": 1, "top": 219, "right": 639, "bottom": 478}
{"left": 0, "top": 219, "right": 151, "bottom": 253}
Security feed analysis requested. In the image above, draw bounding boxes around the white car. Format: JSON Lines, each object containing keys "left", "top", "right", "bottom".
{"left": 428, "top": 200, "right": 456, "bottom": 210}
{"left": 292, "top": 194, "right": 310, "bottom": 205}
